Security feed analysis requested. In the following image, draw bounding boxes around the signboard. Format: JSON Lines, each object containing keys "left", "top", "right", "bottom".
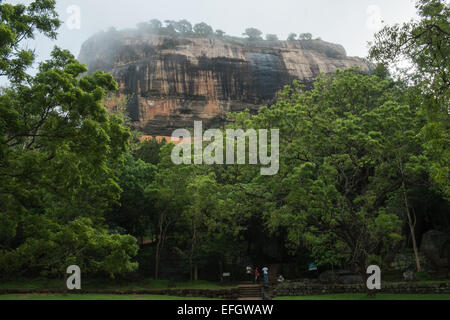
{"left": 308, "top": 263, "right": 318, "bottom": 271}
{"left": 222, "top": 272, "right": 231, "bottom": 277}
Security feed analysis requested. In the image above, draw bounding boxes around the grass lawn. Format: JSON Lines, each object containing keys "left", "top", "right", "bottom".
{"left": 0, "top": 293, "right": 219, "bottom": 300}
{"left": 0, "top": 278, "right": 236, "bottom": 291}
{"left": 274, "top": 294, "right": 450, "bottom": 300}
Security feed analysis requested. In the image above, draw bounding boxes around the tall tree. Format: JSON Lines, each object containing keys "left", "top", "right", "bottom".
{"left": 265, "top": 34, "right": 279, "bottom": 41}
{"left": 0, "top": 0, "right": 138, "bottom": 278}
{"left": 369, "top": 0, "right": 449, "bottom": 198}
{"left": 193, "top": 22, "right": 214, "bottom": 36}
{"left": 299, "top": 33, "right": 313, "bottom": 40}
{"left": 243, "top": 28, "right": 263, "bottom": 40}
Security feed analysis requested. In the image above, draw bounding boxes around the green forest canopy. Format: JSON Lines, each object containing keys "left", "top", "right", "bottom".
{"left": 0, "top": 0, "right": 448, "bottom": 281}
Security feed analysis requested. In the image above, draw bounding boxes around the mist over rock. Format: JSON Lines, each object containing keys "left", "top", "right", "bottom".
{"left": 79, "top": 30, "right": 371, "bottom": 136}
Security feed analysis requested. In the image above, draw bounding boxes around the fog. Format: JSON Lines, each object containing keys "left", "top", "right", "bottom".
{"left": 8, "top": 0, "right": 418, "bottom": 65}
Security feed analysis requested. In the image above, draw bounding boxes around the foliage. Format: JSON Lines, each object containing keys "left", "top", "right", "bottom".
{"left": 287, "top": 33, "right": 297, "bottom": 41}
{"left": 215, "top": 29, "right": 225, "bottom": 37}
{"left": 299, "top": 33, "right": 313, "bottom": 40}
{"left": 265, "top": 34, "right": 279, "bottom": 41}
{"left": 0, "top": 0, "right": 60, "bottom": 83}
{"left": 0, "top": 0, "right": 137, "bottom": 278}
{"left": 193, "top": 22, "right": 214, "bottom": 36}
{"left": 244, "top": 69, "right": 424, "bottom": 273}
{"left": 392, "top": 251, "right": 433, "bottom": 272}
{"left": 369, "top": 0, "right": 449, "bottom": 197}
{"left": 243, "top": 28, "right": 263, "bottom": 40}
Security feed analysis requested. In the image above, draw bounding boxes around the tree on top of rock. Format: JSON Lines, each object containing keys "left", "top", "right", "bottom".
{"left": 174, "top": 19, "right": 193, "bottom": 34}
{"left": 243, "top": 28, "right": 263, "bottom": 40}
{"left": 193, "top": 22, "right": 214, "bottom": 36}
{"left": 287, "top": 33, "right": 297, "bottom": 41}
{"left": 299, "top": 33, "right": 313, "bottom": 40}
{"left": 266, "top": 34, "right": 279, "bottom": 41}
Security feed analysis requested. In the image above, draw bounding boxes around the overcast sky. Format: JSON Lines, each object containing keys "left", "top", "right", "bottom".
{"left": 10, "top": 0, "right": 419, "bottom": 64}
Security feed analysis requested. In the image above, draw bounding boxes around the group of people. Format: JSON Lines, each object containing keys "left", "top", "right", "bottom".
{"left": 246, "top": 266, "right": 285, "bottom": 284}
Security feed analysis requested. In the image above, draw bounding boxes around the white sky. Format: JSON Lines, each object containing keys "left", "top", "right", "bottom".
{"left": 9, "top": 0, "right": 419, "bottom": 64}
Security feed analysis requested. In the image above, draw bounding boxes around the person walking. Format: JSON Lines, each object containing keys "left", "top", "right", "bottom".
{"left": 262, "top": 266, "right": 269, "bottom": 284}
{"left": 246, "top": 266, "right": 253, "bottom": 282}
{"left": 254, "top": 267, "right": 260, "bottom": 283}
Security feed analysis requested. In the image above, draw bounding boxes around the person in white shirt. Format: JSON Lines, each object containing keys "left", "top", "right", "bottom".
{"left": 246, "top": 266, "right": 252, "bottom": 281}
{"left": 262, "top": 266, "right": 269, "bottom": 283}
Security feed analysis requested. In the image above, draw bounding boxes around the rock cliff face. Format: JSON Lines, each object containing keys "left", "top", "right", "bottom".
{"left": 79, "top": 31, "right": 371, "bottom": 136}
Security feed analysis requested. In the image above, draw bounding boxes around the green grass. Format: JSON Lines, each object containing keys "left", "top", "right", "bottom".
{"left": 0, "top": 294, "right": 219, "bottom": 300}
{"left": 274, "top": 294, "right": 450, "bottom": 300}
{"left": 0, "top": 278, "right": 236, "bottom": 291}
{"left": 2, "top": 293, "right": 449, "bottom": 301}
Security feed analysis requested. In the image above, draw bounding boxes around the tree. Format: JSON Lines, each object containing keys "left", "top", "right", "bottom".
{"left": 107, "top": 154, "right": 156, "bottom": 241}
{"left": 137, "top": 22, "right": 150, "bottom": 32}
{"left": 299, "top": 33, "right": 313, "bottom": 40}
{"left": 265, "top": 34, "right": 279, "bottom": 41}
{"left": 215, "top": 29, "right": 226, "bottom": 37}
{"left": 174, "top": 19, "right": 193, "bottom": 34}
{"left": 149, "top": 19, "right": 162, "bottom": 30}
{"left": 0, "top": 217, "right": 138, "bottom": 278}
{"left": 0, "top": 0, "right": 138, "bottom": 278}
{"left": 0, "top": 0, "right": 60, "bottom": 83}
{"left": 193, "top": 22, "right": 214, "bottom": 36}
{"left": 287, "top": 33, "right": 297, "bottom": 41}
{"left": 244, "top": 69, "right": 423, "bottom": 280}
{"left": 369, "top": 0, "right": 449, "bottom": 198}
{"left": 183, "top": 173, "right": 220, "bottom": 280}
{"left": 133, "top": 137, "right": 166, "bottom": 165}
{"left": 162, "top": 20, "right": 177, "bottom": 35}
{"left": 145, "top": 144, "right": 192, "bottom": 279}
{"left": 243, "top": 28, "right": 263, "bottom": 40}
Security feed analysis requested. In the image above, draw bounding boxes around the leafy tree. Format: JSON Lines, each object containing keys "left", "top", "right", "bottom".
{"left": 0, "top": 0, "right": 60, "bottom": 83}
{"left": 174, "top": 19, "right": 193, "bottom": 34}
{"left": 0, "top": 217, "right": 138, "bottom": 278}
{"left": 133, "top": 137, "right": 166, "bottom": 165}
{"left": 299, "top": 33, "right": 313, "bottom": 40}
{"left": 242, "top": 69, "right": 425, "bottom": 279}
{"left": 243, "top": 28, "right": 263, "bottom": 40}
{"left": 137, "top": 22, "right": 150, "bottom": 32}
{"left": 0, "top": 0, "right": 138, "bottom": 278}
{"left": 369, "top": 0, "right": 449, "bottom": 197}
{"left": 287, "top": 33, "right": 297, "bottom": 41}
{"left": 149, "top": 19, "right": 163, "bottom": 30}
{"left": 193, "top": 22, "right": 214, "bottom": 36}
{"left": 161, "top": 20, "right": 177, "bottom": 35}
{"left": 145, "top": 144, "right": 192, "bottom": 279}
{"left": 107, "top": 154, "right": 156, "bottom": 241}
{"left": 182, "top": 173, "right": 220, "bottom": 280}
{"left": 215, "top": 29, "right": 226, "bottom": 37}
{"left": 265, "top": 34, "right": 279, "bottom": 41}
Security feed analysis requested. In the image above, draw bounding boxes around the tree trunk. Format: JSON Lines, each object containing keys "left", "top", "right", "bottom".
{"left": 154, "top": 213, "right": 165, "bottom": 280}
{"left": 401, "top": 180, "right": 422, "bottom": 272}
{"left": 194, "top": 265, "right": 198, "bottom": 281}
{"left": 189, "top": 221, "right": 197, "bottom": 281}
{"left": 155, "top": 240, "right": 161, "bottom": 280}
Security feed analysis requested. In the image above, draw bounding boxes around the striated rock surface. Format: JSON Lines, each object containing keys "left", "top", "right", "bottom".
{"left": 79, "top": 31, "right": 371, "bottom": 136}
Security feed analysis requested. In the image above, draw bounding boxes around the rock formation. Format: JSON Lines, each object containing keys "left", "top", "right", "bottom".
{"left": 79, "top": 30, "right": 371, "bottom": 136}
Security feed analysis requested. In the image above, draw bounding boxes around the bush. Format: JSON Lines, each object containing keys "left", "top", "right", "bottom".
{"left": 416, "top": 271, "right": 431, "bottom": 281}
